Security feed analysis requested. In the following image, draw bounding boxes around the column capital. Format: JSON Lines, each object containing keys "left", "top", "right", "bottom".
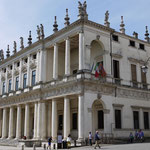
{"left": 64, "top": 36, "right": 70, "bottom": 41}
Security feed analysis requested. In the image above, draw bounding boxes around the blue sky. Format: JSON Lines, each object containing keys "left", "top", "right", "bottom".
{"left": 0, "top": 0, "right": 150, "bottom": 56}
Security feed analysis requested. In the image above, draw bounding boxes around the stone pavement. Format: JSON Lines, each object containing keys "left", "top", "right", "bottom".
{"left": 0, "top": 143, "right": 150, "bottom": 150}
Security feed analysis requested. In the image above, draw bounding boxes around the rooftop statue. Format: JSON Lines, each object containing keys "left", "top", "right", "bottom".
{"left": 78, "top": 1, "right": 88, "bottom": 20}
{"left": 20, "top": 37, "right": 24, "bottom": 50}
{"left": 40, "top": 24, "right": 45, "bottom": 39}
{"left": 104, "top": 10, "right": 110, "bottom": 27}
{"left": 37, "top": 25, "right": 41, "bottom": 40}
{"left": 0, "top": 49, "right": 4, "bottom": 61}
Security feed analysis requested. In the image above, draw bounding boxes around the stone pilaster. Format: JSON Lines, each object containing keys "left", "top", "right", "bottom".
{"left": 79, "top": 32, "right": 84, "bottom": 70}
{"left": 11, "top": 62, "right": 15, "bottom": 91}
{"left": 16, "top": 105, "right": 22, "bottom": 139}
{"left": 64, "top": 97, "right": 70, "bottom": 139}
{"left": 78, "top": 94, "right": 84, "bottom": 141}
{"left": 26, "top": 55, "right": 30, "bottom": 87}
{"left": 18, "top": 59, "right": 23, "bottom": 89}
{"left": 65, "top": 38, "right": 70, "bottom": 75}
{"left": 53, "top": 44, "right": 58, "bottom": 80}
{"left": 8, "top": 107, "right": 14, "bottom": 139}
{"left": 24, "top": 104, "right": 30, "bottom": 139}
{"left": 36, "top": 51, "right": 40, "bottom": 84}
{"left": 52, "top": 99, "right": 57, "bottom": 140}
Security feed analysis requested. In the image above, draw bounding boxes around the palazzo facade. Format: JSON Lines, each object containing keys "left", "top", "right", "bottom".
{"left": 0, "top": 1, "right": 150, "bottom": 144}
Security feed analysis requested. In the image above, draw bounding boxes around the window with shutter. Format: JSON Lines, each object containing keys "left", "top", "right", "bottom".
{"left": 113, "top": 60, "right": 120, "bottom": 84}
{"left": 141, "top": 67, "right": 147, "bottom": 89}
{"left": 131, "top": 64, "right": 138, "bottom": 87}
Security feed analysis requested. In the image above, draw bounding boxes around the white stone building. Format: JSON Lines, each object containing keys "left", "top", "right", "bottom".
{"left": 0, "top": 1, "right": 150, "bottom": 145}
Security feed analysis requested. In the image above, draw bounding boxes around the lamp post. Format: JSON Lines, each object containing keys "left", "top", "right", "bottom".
{"left": 141, "top": 57, "right": 150, "bottom": 73}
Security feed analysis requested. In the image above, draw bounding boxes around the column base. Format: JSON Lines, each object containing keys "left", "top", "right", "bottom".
{"left": 76, "top": 138, "right": 85, "bottom": 146}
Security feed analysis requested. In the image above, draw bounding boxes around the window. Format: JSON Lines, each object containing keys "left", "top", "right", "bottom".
{"left": 131, "top": 64, "right": 138, "bottom": 87}
{"left": 129, "top": 40, "right": 135, "bottom": 47}
{"left": 33, "top": 54, "right": 37, "bottom": 59}
{"left": 23, "top": 73, "right": 27, "bottom": 89}
{"left": 15, "top": 76, "right": 19, "bottom": 91}
{"left": 141, "top": 67, "right": 147, "bottom": 89}
{"left": 8, "top": 79, "right": 12, "bottom": 92}
{"left": 2, "top": 82, "right": 5, "bottom": 95}
{"left": 32, "top": 70, "right": 36, "bottom": 86}
{"left": 113, "top": 60, "right": 120, "bottom": 78}
{"left": 98, "top": 110, "right": 104, "bottom": 129}
{"left": 144, "top": 112, "right": 149, "bottom": 129}
{"left": 72, "top": 113, "right": 77, "bottom": 129}
{"left": 10, "top": 65, "right": 13, "bottom": 70}
{"left": 58, "top": 115, "right": 63, "bottom": 130}
{"left": 73, "top": 69, "right": 77, "bottom": 74}
{"left": 133, "top": 111, "right": 139, "bottom": 129}
{"left": 139, "top": 43, "right": 145, "bottom": 50}
{"left": 113, "top": 60, "right": 120, "bottom": 84}
{"left": 115, "top": 109, "right": 121, "bottom": 129}
{"left": 24, "top": 58, "right": 28, "bottom": 63}
{"left": 17, "top": 62, "right": 20, "bottom": 67}
{"left": 3, "top": 68, "right": 6, "bottom": 73}
{"left": 112, "top": 35, "right": 118, "bottom": 42}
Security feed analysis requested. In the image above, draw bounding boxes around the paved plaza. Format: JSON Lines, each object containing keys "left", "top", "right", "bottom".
{"left": 0, "top": 143, "right": 150, "bottom": 150}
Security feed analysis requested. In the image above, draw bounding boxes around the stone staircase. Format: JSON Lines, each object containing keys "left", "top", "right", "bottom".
{"left": 0, "top": 138, "right": 19, "bottom": 146}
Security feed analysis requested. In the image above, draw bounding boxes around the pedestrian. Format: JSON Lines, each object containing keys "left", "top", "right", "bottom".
{"left": 67, "top": 134, "right": 72, "bottom": 147}
{"left": 47, "top": 136, "right": 52, "bottom": 149}
{"left": 128, "top": 132, "right": 134, "bottom": 143}
{"left": 94, "top": 131, "right": 101, "bottom": 149}
{"left": 88, "top": 132, "right": 92, "bottom": 146}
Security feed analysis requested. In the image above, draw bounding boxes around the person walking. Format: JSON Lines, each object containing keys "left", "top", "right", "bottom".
{"left": 94, "top": 131, "right": 101, "bottom": 149}
{"left": 88, "top": 132, "right": 92, "bottom": 146}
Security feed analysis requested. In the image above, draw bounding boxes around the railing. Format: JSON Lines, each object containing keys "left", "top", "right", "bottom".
{"left": 42, "top": 71, "right": 150, "bottom": 90}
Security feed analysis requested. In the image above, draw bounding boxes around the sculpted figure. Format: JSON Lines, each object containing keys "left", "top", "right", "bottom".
{"left": 105, "top": 11, "right": 109, "bottom": 22}
{"left": 37, "top": 25, "right": 41, "bottom": 40}
{"left": 40, "top": 24, "right": 44, "bottom": 39}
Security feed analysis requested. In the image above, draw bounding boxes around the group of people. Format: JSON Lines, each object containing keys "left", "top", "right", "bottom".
{"left": 47, "top": 134, "right": 72, "bottom": 149}
{"left": 89, "top": 131, "right": 101, "bottom": 149}
{"left": 129, "top": 129, "right": 144, "bottom": 143}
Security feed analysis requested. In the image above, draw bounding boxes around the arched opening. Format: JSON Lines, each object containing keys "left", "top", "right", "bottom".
{"left": 92, "top": 99, "right": 105, "bottom": 134}
{"left": 90, "top": 40, "right": 105, "bottom": 70}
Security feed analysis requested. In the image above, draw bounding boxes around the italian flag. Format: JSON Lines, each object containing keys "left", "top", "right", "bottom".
{"left": 94, "top": 62, "right": 106, "bottom": 78}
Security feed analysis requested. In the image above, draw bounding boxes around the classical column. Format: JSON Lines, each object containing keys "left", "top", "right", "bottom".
{"left": 41, "top": 103, "right": 46, "bottom": 140}
{"left": 139, "top": 108, "right": 144, "bottom": 129}
{"left": 0, "top": 109, "right": 2, "bottom": 137}
{"left": 19, "top": 59, "right": 23, "bottom": 89}
{"left": 26, "top": 55, "right": 30, "bottom": 87}
{"left": 2, "top": 108, "right": 8, "bottom": 138}
{"left": 33, "top": 103, "right": 38, "bottom": 139}
{"left": 47, "top": 102, "right": 52, "bottom": 137}
{"left": 16, "top": 105, "right": 22, "bottom": 139}
{"left": 52, "top": 99, "right": 57, "bottom": 140}
{"left": 65, "top": 38, "right": 70, "bottom": 75}
{"left": 64, "top": 97, "right": 70, "bottom": 139}
{"left": 53, "top": 43, "right": 58, "bottom": 80}
{"left": 8, "top": 107, "right": 14, "bottom": 139}
{"left": 78, "top": 94, "right": 84, "bottom": 141}
{"left": 79, "top": 31, "right": 84, "bottom": 70}
{"left": 24, "top": 104, "right": 30, "bottom": 139}
{"left": 37, "top": 102, "right": 42, "bottom": 139}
